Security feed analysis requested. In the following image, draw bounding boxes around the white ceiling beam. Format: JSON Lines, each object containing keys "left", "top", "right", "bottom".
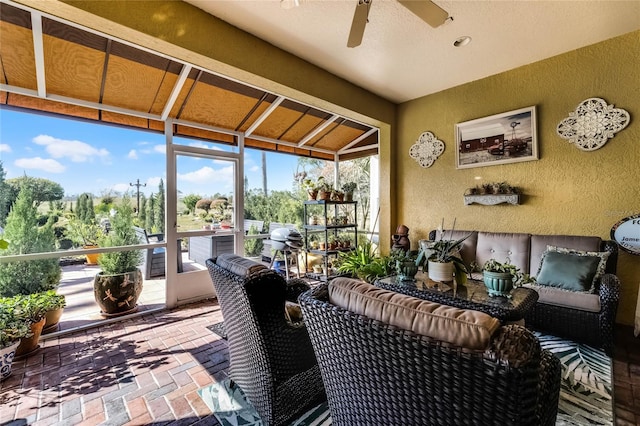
{"left": 244, "top": 96, "right": 284, "bottom": 137}
{"left": 340, "top": 144, "right": 379, "bottom": 155}
{"left": 30, "top": 11, "right": 47, "bottom": 98}
{"left": 160, "top": 64, "right": 192, "bottom": 121}
{"left": 298, "top": 114, "right": 339, "bottom": 147}
{"left": 338, "top": 128, "right": 377, "bottom": 153}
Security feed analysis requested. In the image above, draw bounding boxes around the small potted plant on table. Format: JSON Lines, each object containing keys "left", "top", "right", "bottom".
{"left": 482, "top": 258, "right": 535, "bottom": 298}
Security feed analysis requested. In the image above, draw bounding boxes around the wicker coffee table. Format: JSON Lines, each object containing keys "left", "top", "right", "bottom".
{"left": 376, "top": 272, "right": 538, "bottom": 323}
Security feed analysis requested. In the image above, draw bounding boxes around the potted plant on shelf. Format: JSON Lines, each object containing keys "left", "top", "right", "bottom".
{"left": 330, "top": 189, "right": 345, "bottom": 202}
{"left": 316, "top": 177, "right": 332, "bottom": 201}
{"left": 341, "top": 182, "right": 357, "bottom": 201}
{"left": 481, "top": 258, "right": 535, "bottom": 298}
{"left": 0, "top": 300, "right": 33, "bottom": 380}
{"left": 301, "top": 178, "right": 319, "bottom": 200}
{"left": 416, "top": 220, "right": 470, "bottom": 284}
{"left": 94, "top": 195, "right": 144, "bottom": 317}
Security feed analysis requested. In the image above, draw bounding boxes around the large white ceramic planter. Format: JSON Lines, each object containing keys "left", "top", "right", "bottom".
{"left": 0, "top": 340, "right": 20, "bottom": 381}
{"left": 428, "top": 261, "right": 454, "bottom": 282}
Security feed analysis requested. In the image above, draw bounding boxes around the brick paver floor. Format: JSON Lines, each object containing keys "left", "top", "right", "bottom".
{"left": 1, "top": 300, "right": 225, "bottom": 425}
{"left": 1, "top": 298, "right": 639, "bottom": 425}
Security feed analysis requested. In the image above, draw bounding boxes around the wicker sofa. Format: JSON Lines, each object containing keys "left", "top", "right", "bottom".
{"left": 299, "top": 278, "right": 561, "bottom": 426}
{"left": 205, "top": 254, "right": 326, "bottom": 426}
{"left": 429, "top": 229, "right": 620, "bottom": 353}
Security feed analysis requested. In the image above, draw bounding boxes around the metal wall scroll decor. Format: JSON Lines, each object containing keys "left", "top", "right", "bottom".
{"left": 557, "top": 97, "right": 630, "bottom": 151}
{"left": 409, "top": 131, "right": 445, "bottom": 168}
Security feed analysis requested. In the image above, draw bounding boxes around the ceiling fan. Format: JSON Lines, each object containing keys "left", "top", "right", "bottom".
{"left": 347, "top": 0, "right": 449, "bottom": 48}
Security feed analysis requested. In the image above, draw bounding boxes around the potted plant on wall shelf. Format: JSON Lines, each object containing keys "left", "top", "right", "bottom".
{"left": 94, "top": 195, "right": 144, "bottom": 317}
{"left": 481, "top": 258, "right": 535, "bottom": 298}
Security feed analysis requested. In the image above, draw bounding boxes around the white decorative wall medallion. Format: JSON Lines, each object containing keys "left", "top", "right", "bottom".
{"left": 409, "top": 131, "right": 445, "bottom": 168}
{"left": 557, "top": 97, "right": 630, "bottom": 151}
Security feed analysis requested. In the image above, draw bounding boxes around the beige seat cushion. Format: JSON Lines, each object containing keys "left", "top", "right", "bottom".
{"left": 524, "top": 284, "right": 601, "bottom": 313}
{"left": 328, "top": 278, "right": 500, "bottom": 350}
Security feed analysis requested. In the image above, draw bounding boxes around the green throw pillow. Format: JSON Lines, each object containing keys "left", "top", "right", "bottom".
{"left": 536, "top": 251, "right": 603, "bottom": 292}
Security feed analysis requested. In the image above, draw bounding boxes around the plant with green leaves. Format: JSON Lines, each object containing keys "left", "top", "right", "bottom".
{"left": 65, "top": 218, "right": 103, "bottom": 247}
{"left": 0, "top": 293, "right": 48, "bottom": 324}
{"left": 415, "top": 219, "right": 470, "bottom": 285}
{"left": 481, "top": 258, "right": 535, "bottom": 287}
{"left": 0, "top": 187, "right": 61, "bottom": 297}
{"left": 341, "top": 182, "right": 357, "bottom": 194}
{"left": 244, "top": 225, "right": 264, "bottom": 257}
{"left": 98, "top": 195, "right": 143, "bottom": 275}
{"left": 337, "top": 241, "right": 393, "bottom": 283}
{"left": 0, "top": 300, "right": 33, "bottom": 348}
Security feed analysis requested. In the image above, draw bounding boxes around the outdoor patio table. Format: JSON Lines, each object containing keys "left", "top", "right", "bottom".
{"left": 375, "top": 272, "right": 539, "bottom": 324}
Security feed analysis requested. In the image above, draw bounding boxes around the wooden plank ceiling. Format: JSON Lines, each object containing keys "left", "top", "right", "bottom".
{"left": 0, "top": 2, "right": 378, "bottom": 160}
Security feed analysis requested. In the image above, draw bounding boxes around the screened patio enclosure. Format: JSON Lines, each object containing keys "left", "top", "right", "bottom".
{"left": 0, "top": 0, "right": 380, "bottom": 309}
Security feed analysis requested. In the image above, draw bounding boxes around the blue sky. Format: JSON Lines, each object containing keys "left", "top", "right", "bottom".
{"left": 0, "top": 108, "right": 302, "bottom": 198}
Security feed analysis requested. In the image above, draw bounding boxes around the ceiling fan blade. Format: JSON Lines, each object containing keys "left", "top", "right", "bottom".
{"left": 397, "top": 0, "right": 449, "bottom": 28}
{"left": 347, "top": 0, "right": 371, "bottom": 48}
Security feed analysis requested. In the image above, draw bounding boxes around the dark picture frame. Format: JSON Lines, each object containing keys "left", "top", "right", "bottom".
{"left": 455, "top": 106, "right": 538, "bottom": 169}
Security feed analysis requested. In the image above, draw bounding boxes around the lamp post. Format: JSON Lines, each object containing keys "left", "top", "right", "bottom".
{"left": 130, "top": 179, "right": 146, "bottom": 215}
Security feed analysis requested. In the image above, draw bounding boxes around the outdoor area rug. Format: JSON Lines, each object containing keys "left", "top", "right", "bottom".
{"left": 207, "top": 322, "right": 227, "bottom": 340}
{"left": 197, "top": 379, "right": 330, "bottom": 426}
{"left": 535, "top": 333, "right": 613, "bottom": 426}
{"left": 201, "top": 330, "right": 613, "bottom": 426}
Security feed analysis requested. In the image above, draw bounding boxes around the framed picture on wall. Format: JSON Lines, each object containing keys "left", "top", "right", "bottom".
{"left": 455, "top": 106, "right": 538, "bottom": 169}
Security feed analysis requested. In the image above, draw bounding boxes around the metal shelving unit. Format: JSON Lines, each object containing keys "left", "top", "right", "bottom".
{"left": 303, "top": 200, "right": 357, "bottom": 281}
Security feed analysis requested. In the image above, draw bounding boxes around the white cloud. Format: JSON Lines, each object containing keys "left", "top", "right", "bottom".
{"left": 249, "top": 165, "right": 260, "bottom": 172}
{"left": 127, "top": 150, "right": 138, "bottom": 159}
{"left": 178, "top": 165, "right": 233, "bottom": 185}
{"left": 111, "top": 183, "right": 131, "bottom": 193}
{"left": 147, "top": 176, "right": 162, "bottom": 187}
{"left": 15, "top": 157, "right": 65, "bottom": 173}
{"left": 0, "top": 144, "right": 11, "bottom": 153}
{"left": 33, "top": 134, "right": 109, "bottom": 162}
{"left": 153, "top": 145, "right": 166, "bottom": 154}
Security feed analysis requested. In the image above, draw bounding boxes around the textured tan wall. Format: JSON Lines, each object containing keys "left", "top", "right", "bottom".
{"left": 396, "top": 31, "right": 640, "bottom": 325}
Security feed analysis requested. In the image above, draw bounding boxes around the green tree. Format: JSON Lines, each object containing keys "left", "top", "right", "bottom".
{"left": 154, "top": 179, "right": 165, "bottom": 234}
{"left": 6, "top": 176, "right": 64, "bottom": 208}
{"left": 0, "top": 187, "right": 61, "bottom": 296}
{"left": 244, "top": 189, "right": 302, "bottom": 227}
{"left": 145, "top": 194, "right": 155, "bottom": 232}
{"left": 138, "top": 193, "right": 147, "bottom": 225}
{"left": 98, "top": 195, "right": 143, "bottom": 275}
{"left": 76, "top": 192, "right": 96, "bottom": 224}
{"left": 182, "top": 194, "right": 201, "bottom": 215}
{"left": 0, "top": 161, "right": 10, "bottom": 227}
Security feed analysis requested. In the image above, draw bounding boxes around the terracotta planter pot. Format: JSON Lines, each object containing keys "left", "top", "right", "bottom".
{"left": 94, "top": 269, "right": 143, "bottom": 316}
{"left": 307, "top": 190, "right": 318, "bottom": 200}
{"left": 84, "top": 245, "right": 100, "bottom": 265}
{"left": 428, "top": 261, "right": 454, "bottom": 282}
{"left": 15, "top": 317, "right": 46, "bottom": 358}
{"left": 0, "top": 340, "right": 20, "bottom": 381}
{"left": 344, "top": 192, "right": 353, "bottom": 202}
{"left": 43, "top": 307, "right": 64, "bottom": 334}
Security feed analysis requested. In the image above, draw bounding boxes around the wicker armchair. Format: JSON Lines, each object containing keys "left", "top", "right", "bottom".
{"left": 205, "top": 254, "right": 325, "bottom": 426}
{"left": 299, "top": 281, "right": 561, "bottom": 426}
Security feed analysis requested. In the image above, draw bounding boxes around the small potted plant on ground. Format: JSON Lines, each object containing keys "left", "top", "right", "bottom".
{"left": 0, "top": 300, "right": 33, "bottom": 380}
{"left": 94, "top": 195, "right": 144, "bottom": 317}
{"left": 2, "top": 293, "right": 49, "bottom": 358}
{"left": 482, "top": 258, "right": 535, "bottom": 298}
{"left": 41, "top": 290, "right": 66, "bottom": 334}
{"left": 66, "top": 218, "right": 103, "bottom": 265}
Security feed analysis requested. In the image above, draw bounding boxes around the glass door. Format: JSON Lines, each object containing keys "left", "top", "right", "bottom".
{"left": 166, "top": 130, "right": 244, "bottom": 305}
